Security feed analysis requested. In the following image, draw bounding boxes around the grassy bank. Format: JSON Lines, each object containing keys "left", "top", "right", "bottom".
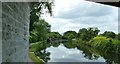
{"left": 29, "top": 42, "right": 45, "bottom": 64}
{"left": 29, "top": 52, "right": 44, "bottom": 64}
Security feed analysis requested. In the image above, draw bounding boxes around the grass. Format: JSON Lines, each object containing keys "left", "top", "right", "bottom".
{"left": 29, "top": 52, "right": 45, "bottom": 64}
{"left": 29, "top": 42, "right": 40, "bottom": 52}
{"left": 29, "top": 42, "right": 45, "bottom": 64}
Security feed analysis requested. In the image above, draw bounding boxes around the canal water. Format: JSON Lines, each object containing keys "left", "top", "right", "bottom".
{"left": 46, "top": 44, "right": 105, "bottom": 62}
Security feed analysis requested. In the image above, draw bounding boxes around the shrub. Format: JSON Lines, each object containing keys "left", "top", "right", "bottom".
{"left": 89, "top": 36, "right": 119, "bottom": 53}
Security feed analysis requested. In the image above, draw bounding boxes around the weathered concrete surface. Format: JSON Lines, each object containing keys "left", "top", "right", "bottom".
{"left": 0, "top": 1, "right": 2, "bottom": 64}
{"left": 1, "top": 2, "right": 31, "bottom": 62}
{"left": 118, "top": 8, "right": 120, "bottom": 33}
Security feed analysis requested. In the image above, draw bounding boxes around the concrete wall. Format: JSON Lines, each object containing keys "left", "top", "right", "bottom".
{"left": 118, "top": 8, "right": 120, "bottom": 33}
{"left": 1, "top": 2, "right": 32, "bottom": 62}
{"left": 0, "top": 1, "right": 2, "bottom": 63}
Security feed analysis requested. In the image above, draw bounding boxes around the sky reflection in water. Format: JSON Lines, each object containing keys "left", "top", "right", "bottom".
{"left": 46, "top": 44, "right": 105, "bottom": 62}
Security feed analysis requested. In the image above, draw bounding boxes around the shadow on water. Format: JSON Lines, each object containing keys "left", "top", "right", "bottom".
{"left": 36, "top": 40, "right": 120, "bottom": 64}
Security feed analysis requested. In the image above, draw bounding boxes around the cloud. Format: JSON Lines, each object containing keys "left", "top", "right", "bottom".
{"left": 55, "top": 1, "right": 115, "bottom": 19}
{"left": 44, "top": 0, "right": 118, "bottom": 34}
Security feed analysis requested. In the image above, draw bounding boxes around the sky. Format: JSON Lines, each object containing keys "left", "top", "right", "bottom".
{"left": 43, "top": 0, "right": 118, "bottom": 34}
{"left": 46, "top": 44, "right": 105, "bottom": 62}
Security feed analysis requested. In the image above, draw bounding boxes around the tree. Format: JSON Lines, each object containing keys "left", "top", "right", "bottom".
{"left": 29, "top": 30, "right": 38, "bottom": 43}
{"left": 29, "top": 1, "right": 54, "bottom": 43}
{"left": 49, "top": 32, "right": 62, "bottom": 39}
{"left": 63, "top": 31, "right": 77, "bottom": 40}
{"left": 30, "top": 2, "right": 53, "bottom": 31}
{"left": 29, "top": 19, "right": 51, "bottom": 43}
{"left": 102, "top": 31, "right": 116, "bottom": 38}
{"left": 77, "top": 28, "right": 88, "bottom": 41}
{"left": 77, "top": 27, "right": 100, "bottom": 41}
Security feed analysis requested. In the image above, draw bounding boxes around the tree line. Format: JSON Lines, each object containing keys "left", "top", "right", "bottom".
{"left": 62, "top": 27, "right": 119, "bottom": 41}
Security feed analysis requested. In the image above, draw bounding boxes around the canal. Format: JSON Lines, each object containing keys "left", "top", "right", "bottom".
{"left": 46, "top": 44, "right": 105, "bottom": 62}
{"left": 37, "top": 41, "right": 120, "bottom": 64}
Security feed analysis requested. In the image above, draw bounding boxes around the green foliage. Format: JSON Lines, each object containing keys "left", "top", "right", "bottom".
{"left": 29, "top": 42, "right": 43, "bottom": 52}
{"left": 29, "top": 31, "right": 38, "bottom": 43}
{"left": 74, "top": 38, "right": 85, "bottom": 45}
{"left": 89, "top": 36, "right": 119, "bottom": 53}
{"left": 34, "top": 19, "right": 51, "bottom": 39}
{"left": 30, "top": 2, "right": 53, "bottom": 31}
{"left": 36, "top": 50, "right": 50, "bottom": 62}
{"left": 29, "top": 52, "right": 45, "bottom": 64}
{"left": 52, "top": 42, "right": 61, "bottom": 47}
{"left": 118, "top": 33, "right": 120, "bottom": 40}
{"left": 63, "top": 31, "right": 77, "bottom": 40}
{"left": 48, "top": 32, "right": 62, "bottom": 39}
{"left": 29, "top": 41, "right": 51, "bottom": 62}
{"left": 81, "top": 36, "right": 120, "bottom": 64}
{"left": 29, "top": 1, "right": 53, "bottom": 43}
{"left": 29, "top": 19, "right": 51, "bottom": 43}
{"left": 78, "top": 27, "right": 100, "bottom": 41}
{"left": 63, "top": 41, "right": 76, "bottom": 49}
{"left": 101, "top": 31, "right": 116, "bottom": 38}
{"left": 31, "top": 2, "right": 53, "bottom": 15}
{"left": 35, "top": 42, "right": 51, "bottom": 62}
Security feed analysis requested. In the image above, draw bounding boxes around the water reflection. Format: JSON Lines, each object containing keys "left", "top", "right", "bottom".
{"left": 37, "top": 41, "right": 120, "bottom": 64}
{"left": 46, "top": 44, "right": 105, "bottom": 62}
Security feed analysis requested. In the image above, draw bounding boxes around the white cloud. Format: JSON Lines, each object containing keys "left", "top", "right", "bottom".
{"left": 44, "top": 0, "right": 118, "bottom": 34}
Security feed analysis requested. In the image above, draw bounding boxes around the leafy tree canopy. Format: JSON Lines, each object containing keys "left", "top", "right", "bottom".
{"left": 63, "top": 31, "right": 77, "bottom": 40}
{"left": 101, "top": 31, "right": 116, "bottom": 38}
{"left": 78, "top": 27, "right": 100, "bottom": 41}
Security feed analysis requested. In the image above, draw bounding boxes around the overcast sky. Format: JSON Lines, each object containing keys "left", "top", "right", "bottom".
{"left": 43, "top": 0, "right": 118, "bottom": 34}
